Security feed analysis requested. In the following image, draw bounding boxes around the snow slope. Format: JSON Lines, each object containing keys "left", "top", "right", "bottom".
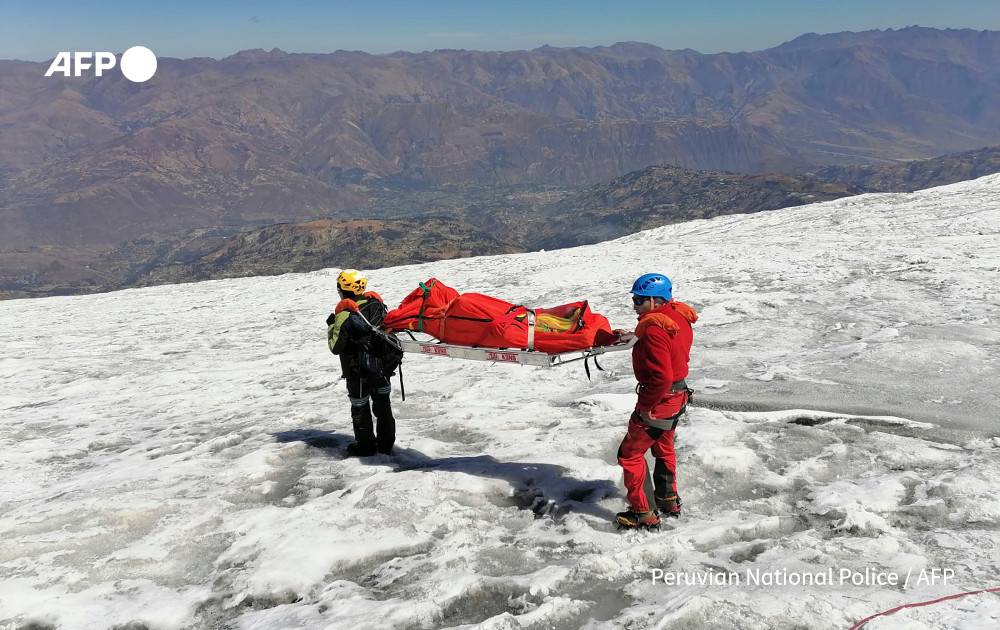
{"left": 1, "top": 175, "right": 999, "bottom": 629}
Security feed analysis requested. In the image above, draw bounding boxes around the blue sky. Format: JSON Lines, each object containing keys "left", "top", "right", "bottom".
{"left": 2, "top": 0, "right": 999, "bottom": 61}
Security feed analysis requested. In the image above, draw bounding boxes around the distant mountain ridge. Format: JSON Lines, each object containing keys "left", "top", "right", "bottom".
{"left": 808, "top": 146, "right": 1000, "bottom": 191}
{"left": 1, "top": 27, "right": 999, "bottom": 255}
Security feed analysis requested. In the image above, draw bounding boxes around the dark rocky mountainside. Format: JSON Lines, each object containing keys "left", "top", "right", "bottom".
{"left": 5, "top": 145, "right": 998, "bottom": 299}
{"left": 527, "top": 168, "right": 860, "bottom": 249}
{"left": 0, "top": 218, "right": 520, "bottom": 298}
{"left": 807, "top": 146, "right": 1000, "bottom": 191}
{"left": 119, "top": 218, "right": 521, "bottom": 288}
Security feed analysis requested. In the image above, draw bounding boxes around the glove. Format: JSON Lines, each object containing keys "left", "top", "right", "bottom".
{"left": 325, "top": 312, "right": 337, "bottom": 326}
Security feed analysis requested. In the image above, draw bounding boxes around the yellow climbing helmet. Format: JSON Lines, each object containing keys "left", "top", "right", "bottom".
{"left": 336, "top": 269, "right": 367, "bottom": 294}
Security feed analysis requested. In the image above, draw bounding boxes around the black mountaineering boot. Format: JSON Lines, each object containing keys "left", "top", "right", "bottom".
{"left": 655, "top": 494, "right": 682, "bottom": 518}
{"left": 346, "top": 442, "right": 376, "bottom": 457}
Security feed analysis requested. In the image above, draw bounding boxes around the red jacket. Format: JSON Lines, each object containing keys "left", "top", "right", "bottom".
{"left": 632, "top": 301, "right": 697, "bottom": 420}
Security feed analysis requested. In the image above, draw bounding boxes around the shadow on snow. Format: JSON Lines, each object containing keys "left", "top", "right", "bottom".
{"left": 273, "top": 429, "right": 619, "bottom": 521}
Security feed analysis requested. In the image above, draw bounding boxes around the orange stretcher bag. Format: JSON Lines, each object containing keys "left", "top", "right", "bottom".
{"left": 383, "top": 278, "right": 616, "bottom": 353}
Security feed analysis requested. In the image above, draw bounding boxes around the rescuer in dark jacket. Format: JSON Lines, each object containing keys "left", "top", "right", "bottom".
{"left": 327, "top": 269, "right": 396, "bottom": 456}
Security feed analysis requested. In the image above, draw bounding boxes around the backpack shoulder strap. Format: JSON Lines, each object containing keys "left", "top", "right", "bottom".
{"left": 359, "top": 296, "right": 387, "bottom": 328}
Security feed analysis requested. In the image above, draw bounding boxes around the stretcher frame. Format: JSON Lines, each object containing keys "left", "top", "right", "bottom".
{"left": 397, "top": 332, "right": 636, "bottom": 369}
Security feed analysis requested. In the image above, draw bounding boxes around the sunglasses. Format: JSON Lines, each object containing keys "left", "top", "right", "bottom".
{"left": 632, "top": 295, "right": 651, "bottom": 306}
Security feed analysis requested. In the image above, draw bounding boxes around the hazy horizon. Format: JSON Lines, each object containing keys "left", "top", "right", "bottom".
{"left": 3, "top": 0, "right": 999, "bottom": 62}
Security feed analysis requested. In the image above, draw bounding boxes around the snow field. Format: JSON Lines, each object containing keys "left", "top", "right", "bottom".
{"left": 2, "top": 175, "right": 999, "bottom": 628}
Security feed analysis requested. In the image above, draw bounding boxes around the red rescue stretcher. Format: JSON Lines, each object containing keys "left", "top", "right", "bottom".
{"left": 383, "top": 278, "right": 636, "bottom": 372}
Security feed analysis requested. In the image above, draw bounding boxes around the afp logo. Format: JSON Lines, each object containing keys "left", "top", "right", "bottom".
{"left": 44, "top": 46, "right": 157, "bottom": 82}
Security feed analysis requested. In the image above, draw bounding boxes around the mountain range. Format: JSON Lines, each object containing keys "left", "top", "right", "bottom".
{"left": 1, "top": 27, "right": 1000, "bottom": 297}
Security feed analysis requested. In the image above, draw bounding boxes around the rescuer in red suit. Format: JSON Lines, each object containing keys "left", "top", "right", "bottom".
{"left": 616, "top": 273, "right": 697, "bottom": 529}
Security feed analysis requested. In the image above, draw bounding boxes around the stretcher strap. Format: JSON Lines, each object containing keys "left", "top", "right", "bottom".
{"left": 573, "top": 301, "right": 588, "bottom": 333}
{"left": 526, "top": 309, "right": 536, "bottom": 351}
{"left": 416, "top": 281, "right": 432, "bottom": 332}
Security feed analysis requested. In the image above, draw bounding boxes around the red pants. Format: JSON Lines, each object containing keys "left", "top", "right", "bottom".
{"left": 617, "top": 412, "right": 677, "bottom": 512}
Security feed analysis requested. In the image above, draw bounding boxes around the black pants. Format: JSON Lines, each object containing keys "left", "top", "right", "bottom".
{"left": 644, "top": 426, "right": 676, "bottom": 498}
{"left": 347, "top": 375, "right": 395, "bottom": 454}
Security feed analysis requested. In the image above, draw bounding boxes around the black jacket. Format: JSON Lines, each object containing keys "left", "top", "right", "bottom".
{"left": 327, "top": 296, "right": 387, "bottom": 377}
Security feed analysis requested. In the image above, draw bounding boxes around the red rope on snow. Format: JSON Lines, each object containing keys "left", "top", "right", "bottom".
{"left": 848, "top": 587, "right": 1000, "bottom": 629}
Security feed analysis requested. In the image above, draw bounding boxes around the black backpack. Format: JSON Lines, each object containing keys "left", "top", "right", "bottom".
{"left": 357, "top": 328, "right": 404, "bottom": 378}
{"left": 347, "top": 299, "right": 404, "bottom": 378}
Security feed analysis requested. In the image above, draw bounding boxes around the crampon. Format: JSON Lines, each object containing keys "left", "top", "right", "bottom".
{"left": 615, "top": 509, "right": 661, "bottom": 530}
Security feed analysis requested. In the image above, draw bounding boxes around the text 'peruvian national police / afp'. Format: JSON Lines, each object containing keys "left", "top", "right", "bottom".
{"left": 651, "top": 567, "right": 955, "bottom": 588}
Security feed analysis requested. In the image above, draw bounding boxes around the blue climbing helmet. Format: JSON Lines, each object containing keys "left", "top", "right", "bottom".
{"left": 631, "top": 273, "right": 672, "bottom": 300}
